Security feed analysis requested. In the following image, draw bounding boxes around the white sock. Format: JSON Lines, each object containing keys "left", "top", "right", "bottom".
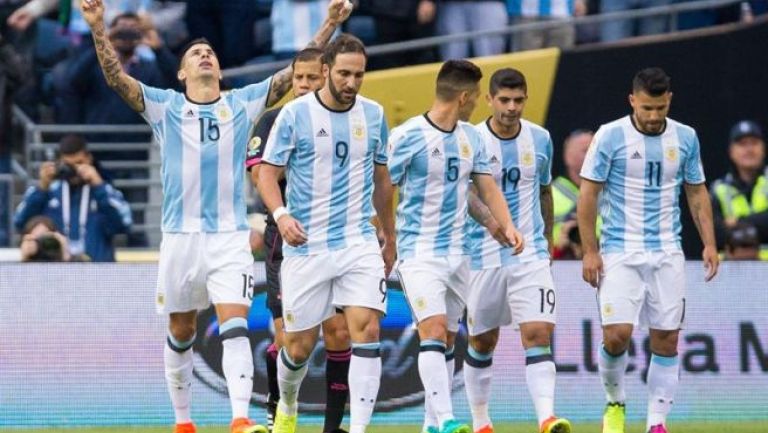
{"left": 164, "top": 335, "right": 195, "bottom": 424}
{"left": 463, "top": 346, "right": 493, "bottom": 431}
{"left": 349, "top": 343, "right": 382, "bottom": 432}
{"left": 419, "top": 340, "right": 453, "bottom": 427}
{"left": 598, "top": 344, "right": 628, "bottom": 403}
{"left": 277, "top": 348, "right": 308, "bottom": 416}
{"left": 220, "top": 318, "right": 254, "bottom": 420}
{"left": 646, "top": 353, "right": 679, "bottom": 430}
{"left": 423, "top": 346, "right": 455, "bottom": 430}
{"left": 525, "top": 347, "right": 556, "bottom": 426}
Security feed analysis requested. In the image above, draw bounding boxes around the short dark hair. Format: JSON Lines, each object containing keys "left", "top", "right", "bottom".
{"left": 59, "top": 134, "right": 87, "bottom": 156}
{"left": 632, "top": 67, "right": 671, "bottom": 96}
{"left": 436, "top": 60, "right": 483, "bottom": 101}
{"left": 322, "top": 34, "right": 367, "bottom": 67}
{"left": 178, "top": 37, "right": 215, "bottom": 68}
{"left": 489, "top": 68, "right": 527, "bottom": 96}
{"left": 110, "top": 11, "right": 140, "bottom": 28}
{"left": 292, "top": 47, "right": 324, "bottom": 68}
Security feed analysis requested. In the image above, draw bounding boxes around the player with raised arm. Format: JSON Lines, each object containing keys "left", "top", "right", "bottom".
{"left": 462, "top": 68, "right": 571, "bottom": 433}
{"left": 387, "top": 60, "right": 524, "bottom": 433}
{"left": 258, "top": 34, "right": 395, "bottom": 433}
{"left": 246, "top": 47, "right": 352, "bottom": 433}
{"left": 577, "top": 67, "right": 719, "bottom": 433}
{"left": 79, "top": 1, "right": 351, "bottom": 432}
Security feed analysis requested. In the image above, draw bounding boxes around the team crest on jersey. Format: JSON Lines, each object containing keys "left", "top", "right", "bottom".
{"left": 247, "top": 136, "right": 262, "bottom": 157}
{"left": 414, "top": 297, "right": 427, "bottom": 311}
{"left": 665, "top": 147, "right": 678, "bottom": 162}
{"left": 459, "top": 139, "right": 471, "bottom": 159}
{"left": 285, "top": 311, "right": 295, "bottom": 324}
{"left": 217, "top": 106, "right": 231, "bottom": 121}
{"left": 602, "top": 303, "right": 614, "bottom": 317}
{"left": 352, "top": 123, "right": 366, "bottom": 140}
{"left": 522, "top": 151, "right": 535, "bottom": 167}
{"left": 156, "top": 293, "right": 164, "bottom": 306}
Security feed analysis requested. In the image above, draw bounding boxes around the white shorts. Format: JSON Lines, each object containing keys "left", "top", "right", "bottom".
{"left": 599, "top": 251, "right": 686, "bottom": 330}
{"left": 467, "top": 259, "right": 556, "bottom": 336}
{"left": 396, "top": 255, "right": 469, "bottom": 333}
{"left": 280, "top": 241, "right": 386, "bottom": 332}
{"left": 156, "top": 231, "right": 255, "bottom": 314}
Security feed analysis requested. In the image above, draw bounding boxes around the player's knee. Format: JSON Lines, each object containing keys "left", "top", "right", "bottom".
{"left": 354, "top": 319, "right": 379, "bottom": 344}
{"left": 284, "top": 343, "right": 312, "bottom": 365}
{"left": 521, "top": 327, "right": 552, "bottom": 348}
{"left": 168, "top": 321, "right": 196, "bottom": 342}
{"left": 603, "top": 332, "right": 631, "bottom": 354}
{"left": 470, "top": 333, "right": 498, "bottom": 354}
{"left": 418, "top": 316, "right": 448, "bottom": 342}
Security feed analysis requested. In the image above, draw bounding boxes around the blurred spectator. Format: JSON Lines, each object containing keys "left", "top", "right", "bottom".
{"left": 437, "top": 0, "right": 508, "bottom": 60}
{"left": 724, "top": 221, "right": 760, "bottom": 260}
{"left": 600, "top": 0, "right": 672, "bottom": 43}
{"left": 710, "top": 120, "right": 768, "bottom": 260}
{"left": 19, "top": 215, "right": 72, "bottom": 262}
{"left": 185, "top": 0, "right": 256, "bottom": 68}
{"left": 508, "top": 0, "right": 586, "bottom": 51}
{"left": 365, "top": 0, "right": 437, "bottom": 69}
{"left": 0, "top": 32, "right": 25, "bottom": 173}
{"left": 271, "top": 0, "right": 331, "bottom": 60}
{"left": 53, "top": 11, "right": 174, "bottom": 125}
{"left": 552, "top": 129, "right": 592, "bottom": 259}
{"left": 13, "top": 134, "right": 132, "bottom": 262}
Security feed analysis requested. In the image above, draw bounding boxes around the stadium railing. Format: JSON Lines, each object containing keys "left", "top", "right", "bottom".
{"left": 222, "top": 0, "right": 745, "bottom": 79}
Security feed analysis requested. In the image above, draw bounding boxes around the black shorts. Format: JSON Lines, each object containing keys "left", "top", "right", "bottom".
{"left": 264, "top": 224, "right": 283, "bottom": 319}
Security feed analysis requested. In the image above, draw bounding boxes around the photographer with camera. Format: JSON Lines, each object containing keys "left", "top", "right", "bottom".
{"left": 19, "top": 216, "right": 71, "bottom": 262}
{"left": 14, "top": 134, "right": 132, "bottom": 262}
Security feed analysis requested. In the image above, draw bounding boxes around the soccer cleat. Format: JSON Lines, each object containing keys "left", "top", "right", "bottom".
{"left": 474, "top": 424, "right": 494, "bottom": 433}
{"left": 647, "top": 425, "right": 668, "bottom": 433}
{"left": 421, "top": 427, "right": 439, "bottom": 433}
{"left": 266, "top": 401, "right": 277, "bottom": 432}
{"left": 439, "top": 419, "right": 472, "bottom": 433}
{"left": 272, "top": 408, "right": 298, "bottom": 433}
{"left": 173, "top": 422, "right": 196, "bottom": 433}
{"left": 231, "top": 417, "right": 268, "bottom": 433}
{"left": 602, "top": 402, "right": 626, "bottom": 433}
{"left": 540, "top": 416, "right": 572, "bottom": 433}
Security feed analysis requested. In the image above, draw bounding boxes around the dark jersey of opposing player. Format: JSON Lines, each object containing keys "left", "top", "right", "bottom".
{"left": 246, "top": 107, "right": 287, "bottom": 227}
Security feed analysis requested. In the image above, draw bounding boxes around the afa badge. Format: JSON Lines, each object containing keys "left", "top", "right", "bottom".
{"left": 665, "top": 147, "right": 678, "bottom": 162}
{"left": 217, "top": 106, "right": 231, "bottom": 121}
{"left": 460, "top": 140, "right": 471, "bottom": 159}
{"left": 602, "top": 303, "right": 614, "bottom": 317}
{"left": 414, "top": 297, "right": 427, "bottom": 311}
{"left": 522, "top": 151, "right": 535, "bottom": 167}
{"left": 353, "top": 123, "right": 366, "bottom": 140}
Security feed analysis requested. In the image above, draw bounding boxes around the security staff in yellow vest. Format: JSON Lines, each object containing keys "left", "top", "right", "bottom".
{"left": 710, "top": 120, "right": 768, "bottom": 260}
{"left": 552, "top": 129, "right": 593, "bottom": 259}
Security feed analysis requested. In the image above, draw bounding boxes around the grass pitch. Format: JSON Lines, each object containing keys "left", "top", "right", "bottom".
{"left": 2, "top": 423, "right": 766, "bottom": 433}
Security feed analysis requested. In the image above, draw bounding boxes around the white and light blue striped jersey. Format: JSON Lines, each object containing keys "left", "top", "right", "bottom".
{"left": 271, "top": 0, "right": 329, "bottom": 53}
{"left": 262, "top": 92, "right": 389, "bottom": 256}
{"left": 507, "top": 0, "right": 575, "bottom": 18}
{"left": 139, "top": 79, "right": 271, "bottom": 233}
{"left": 468, "top": 119, "right": 552, "bottom": 270}
{"left": 580, "top": 115, "right": 705, "bottom": 253}
{"left": 388, "top": 115, "right": 491, "bottom": 259}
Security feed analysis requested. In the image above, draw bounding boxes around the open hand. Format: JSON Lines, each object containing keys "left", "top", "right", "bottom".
{"left": 277, "top": 215, "right": 308, "bottom": 247}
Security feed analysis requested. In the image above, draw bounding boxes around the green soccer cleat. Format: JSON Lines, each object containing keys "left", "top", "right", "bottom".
{"left": 602, "top": 402, "right": 626, "bottom": 433}
{"left": 439, "top": 419, "right": 472, "bottom": 433}
{"left": 272, "top": 408, "right": 297, "bottom": 433}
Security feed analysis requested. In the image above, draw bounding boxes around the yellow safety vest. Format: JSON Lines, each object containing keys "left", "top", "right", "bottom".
{"left": 551, "top": 176, "right": 602, "bottom": 243}
{"left": 712, "top": 175, "right": 768, "bottom": 260}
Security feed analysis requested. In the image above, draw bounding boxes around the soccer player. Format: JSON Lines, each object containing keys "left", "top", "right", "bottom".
{"left": 388, "top": 60, "right": 524, "bottom": 433}
{"left": 577, "top": 67, "right": 719, "bottom": 433}
{"left": 79, "top": 1, "right": 351, "bottom": 432}
{"left": 462, "top": 68, "right": 571, "bottom": 433}
{"left": 246, "top": 47, "right": 351, "bottom": 433}
{"left": 258, "top": 34, "right": 395, "bottom": 433}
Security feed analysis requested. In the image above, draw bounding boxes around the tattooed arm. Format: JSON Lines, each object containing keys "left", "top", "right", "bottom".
{"left": 81, "top": 0, "right": 144, "bottom": 112}
{"left": 685, "top": 182, "right": 719, "bottom": 281}
{"left": 265, "top": 0, "right": 353, "bottom": 107}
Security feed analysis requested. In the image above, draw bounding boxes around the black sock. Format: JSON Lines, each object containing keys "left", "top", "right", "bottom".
{"left": 323, "top": 348, "right": 351, "bottom": 432}
{"left": 266, "top": 343, "right": 279, "bottom": 409}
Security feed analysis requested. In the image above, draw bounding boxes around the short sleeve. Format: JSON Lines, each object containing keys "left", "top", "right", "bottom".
{"left": 580, "top": 127, "right": 613, "bottom": 182}
{"left": 470, "top": 130, "right": 491, "bottom": 175}
{"left": 231, "top": 76, "right": 272, "bottom": 121}
{"left": 387, "top": 127, "right": 414, "bottom": 185}
{"left": 683, "top": 131, "right": 706, "bottom": 184}
{"left": 262, "top": 107, "right": 295, "bottom": 167}
{"left": 539, "top": 133, "right": 554, "bottom": 186}
{"left": 246, "top": 109, "right": 280, "bottom": 170}
{"left": 140, "top": 83, "right": 174, "bottom": 124}
{"left": 374, "top": 113, "right": 390, "bottom": 165}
